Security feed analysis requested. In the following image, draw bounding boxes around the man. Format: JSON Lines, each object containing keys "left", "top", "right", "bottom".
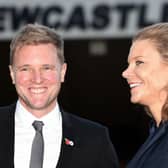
{"left": 0, "top": 23, "right": 119, "bottom": 168}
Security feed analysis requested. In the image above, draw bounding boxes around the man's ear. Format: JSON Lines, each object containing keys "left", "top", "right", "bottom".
{"left": 9, "top": 65, "right": 15, "bottom": 84}
{"left": 61, "top": 63, "right": 67, "bottom": 82}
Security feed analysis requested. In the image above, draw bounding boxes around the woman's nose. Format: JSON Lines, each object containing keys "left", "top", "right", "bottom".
{"left": 122, "top": 65, "right": 132, "bottom": 79}
{"left": 122, "top": 68, "right": 128, "bottom": 79}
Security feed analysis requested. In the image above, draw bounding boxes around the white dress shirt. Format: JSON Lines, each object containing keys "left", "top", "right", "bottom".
{"left": 14, "top": 100, "right": 62, "bottom": 168}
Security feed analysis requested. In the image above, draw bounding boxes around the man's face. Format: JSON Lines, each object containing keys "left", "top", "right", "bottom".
{"left": 9, "top": 43, "right": 66, "bottom": 117}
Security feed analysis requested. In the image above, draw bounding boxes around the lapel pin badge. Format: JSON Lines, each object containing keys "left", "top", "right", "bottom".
{"left": 64, "top": 138, "right": 74, "bottom": 146}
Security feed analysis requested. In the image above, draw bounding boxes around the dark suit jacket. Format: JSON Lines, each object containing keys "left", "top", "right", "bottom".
{"left": 127, "top": 120, "right": 168, "bottom": 168}
{"left": 0, "top": 103, "right": 119, "bottom": 168}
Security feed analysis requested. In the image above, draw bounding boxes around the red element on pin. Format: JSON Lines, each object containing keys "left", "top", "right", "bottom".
{"left": 65, "top": 138, "right": 74, "bottom": 146}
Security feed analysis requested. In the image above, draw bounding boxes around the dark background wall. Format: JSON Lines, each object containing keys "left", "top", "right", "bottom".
{"left": 0, "top": 39, "right": 150, "bottom": 164}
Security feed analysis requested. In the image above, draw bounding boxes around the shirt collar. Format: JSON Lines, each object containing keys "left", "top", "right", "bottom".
{"left": 15, "top": 100, "right": 62, "bottom": 129}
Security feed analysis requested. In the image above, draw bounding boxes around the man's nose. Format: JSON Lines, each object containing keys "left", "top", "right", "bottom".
{"left": 31, "top": 69, "right": 43, "bottom": 83}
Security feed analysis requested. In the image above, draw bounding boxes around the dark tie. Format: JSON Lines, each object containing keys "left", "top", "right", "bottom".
{"left": 30, "top": 121, "right": 44, "bottom": 168}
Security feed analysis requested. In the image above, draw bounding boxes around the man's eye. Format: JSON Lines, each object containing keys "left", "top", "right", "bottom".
{"left": 135, "top": 60, "right": 144, "bottom": 65}
{"left": 43, "top": 66, "right": 51, "bottom": 70}
{"left": 42, "top": 65, "right": 55, "bottom": 71}
{"left": 18, "top": 67, "right": 29, "bottom": 71}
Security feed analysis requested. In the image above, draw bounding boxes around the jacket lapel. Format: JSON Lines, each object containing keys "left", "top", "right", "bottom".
{"left": 56, "top": 111, "right": 79, "bottom": 168}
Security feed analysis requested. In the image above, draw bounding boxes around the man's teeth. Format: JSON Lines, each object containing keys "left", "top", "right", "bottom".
{"left": 30, "top": 88, "right": 45, "bottom": 93}
{"left": 130, "top": 83, "right": 141, "bottom": 88}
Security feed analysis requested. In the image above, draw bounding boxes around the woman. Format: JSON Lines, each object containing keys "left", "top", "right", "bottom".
{"left": 122, "top": 23, "right": 168, "bottom": 168}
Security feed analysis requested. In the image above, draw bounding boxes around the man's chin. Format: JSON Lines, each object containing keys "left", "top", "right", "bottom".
{"left": 28, "top": 103, "right": 49, "bottom": 110}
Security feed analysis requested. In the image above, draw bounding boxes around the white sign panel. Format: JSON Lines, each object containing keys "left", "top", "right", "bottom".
{"left": 0, "top": 0, "right": 167, "bottom": 39}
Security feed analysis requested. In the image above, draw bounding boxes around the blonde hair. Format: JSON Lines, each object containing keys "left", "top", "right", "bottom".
{"left": 10, "top": 23, "right": 65, "bottom": 65}
{"left": 133, "top": 23, "right": 168, "bottom": 121}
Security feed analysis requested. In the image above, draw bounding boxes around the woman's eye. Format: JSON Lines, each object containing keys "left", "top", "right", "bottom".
{"left": 135, "top": 60, "right": 144, "bottom": 65}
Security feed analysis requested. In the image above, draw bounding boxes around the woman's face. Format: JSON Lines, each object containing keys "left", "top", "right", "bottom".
{"left": 122, "top": 39, "right": 168, "bottom": 107}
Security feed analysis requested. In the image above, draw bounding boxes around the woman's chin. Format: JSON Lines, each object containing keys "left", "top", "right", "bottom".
{"left": 130, "top": 96, "right": 140, "bottom": 104}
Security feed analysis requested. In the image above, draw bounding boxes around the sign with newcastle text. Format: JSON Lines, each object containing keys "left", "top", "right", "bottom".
{"left": 0, "top": 0, "right": 167, "bottom": 39}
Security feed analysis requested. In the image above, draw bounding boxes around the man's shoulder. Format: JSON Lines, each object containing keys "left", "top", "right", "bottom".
{"left": 0, "top": 103, "right": 15, "bottom": 117}
{"left": 0, "top": 103, "right": 15, "bottom": 111}
{"left": 62, "top": 110, "right": 107, "bottom": 132}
